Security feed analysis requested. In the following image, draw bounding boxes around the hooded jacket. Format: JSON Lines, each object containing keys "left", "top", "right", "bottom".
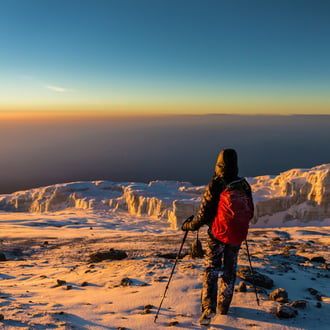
{"left": 183, "top": 149, "right": 253, "bottom": 232}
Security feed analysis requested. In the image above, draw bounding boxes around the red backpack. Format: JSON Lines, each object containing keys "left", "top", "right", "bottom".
{"left": 212, "top": 179, "right": 253, "bottom": 245}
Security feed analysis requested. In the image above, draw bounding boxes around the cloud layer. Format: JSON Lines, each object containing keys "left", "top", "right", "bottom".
{"left": 45, "top": 85, "right": 69, "bottom": 93}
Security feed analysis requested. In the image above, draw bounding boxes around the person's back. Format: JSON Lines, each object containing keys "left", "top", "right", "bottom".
{"left": 182, "top": 148, "right": 254, "bottom": 325}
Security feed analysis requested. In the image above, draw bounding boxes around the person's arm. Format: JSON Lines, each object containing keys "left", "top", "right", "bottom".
{"left": 182, "top": 177, "right": 224, "bottom": 231}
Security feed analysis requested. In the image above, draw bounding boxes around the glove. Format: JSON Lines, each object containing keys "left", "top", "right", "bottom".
{"left": 181, "top": 215, "right": 194, "bottom": 231}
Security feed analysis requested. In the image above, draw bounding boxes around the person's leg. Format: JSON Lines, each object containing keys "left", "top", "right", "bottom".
{"left": 201, "top": 234, "right": 225, "bottom": 312}
{"left": 217, "top": 243, "right": 240, "bottom": 314}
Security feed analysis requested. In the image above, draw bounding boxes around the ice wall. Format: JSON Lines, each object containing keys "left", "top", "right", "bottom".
{"left": 250, "top": 164, "right": 330, "bottom": 226}
{"left": 0, "top": 164, "right": 330, "bottom": 228}
{"left": 0, "top": 180, "right": 202, "bottom": 229}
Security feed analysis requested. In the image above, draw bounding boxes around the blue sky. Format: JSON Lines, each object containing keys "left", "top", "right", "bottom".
{"left": 1, "top": 0, "right": 330, "bottom": 114}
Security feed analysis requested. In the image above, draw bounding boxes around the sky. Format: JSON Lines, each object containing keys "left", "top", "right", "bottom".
{"left": 1, "top": 0, "right": 330, "bottom": 115}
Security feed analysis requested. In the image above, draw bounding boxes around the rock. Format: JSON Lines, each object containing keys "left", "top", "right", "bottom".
{"left": 316, "top": 302, "right": 322, "bottom": 308}
{"left": 307, "top": 287, "right": 319, "bottom": 295}
{"left": 0, "top": 252, "right": 7, "bottom": 261}
{"left": 56, "top": 279, "right": 66, "bottom": 286}
{"left": 237, "top": 267, "right": 274, "bottom": 289}
{"left": 276, "top": 304, "right": 297, "bottom": 318}
{"left": 143, "top": 304, "right": 153, "bottom": 314}
{"left": 321, "top": 263, "right": 330, "bottom": 271}
{"left": 311, "top": 256, "right": 326, "bottom": 263}
{"left": 120, "top": 278, "right": 132, "bottom": 286}
{"left": 169, "top": 321, "right": 179, "bottom": 326}
{"left": 272, "top": 237, "right": 281, "bottom": 242}
{"left": 81, "top": 281, "right": 88, "bottom": 287}
{"left": 0, "top": 313, "right": 4, "bottom": 321}
{"left": 154, "top": 276, "right": 167, "bottom": 282}
{"left": 269, "top": 288, "right": 289, "bottom": 303}
{"left": 190, "top": 238, "right": 204, "bottom": 258}
{"left": 290, "top": 300, "right": 307, "bottom": 309}
{"left": 316, "top": 294, "right": 322, "bottom": 301}
{"left": 159, "top": 252, "right": 185, "bottom": 259}
{"left": 89, "top": 249, "right": 128, "bottom": 263}
{"left": 237, "top": 281, "right": 247, "bottom": 292}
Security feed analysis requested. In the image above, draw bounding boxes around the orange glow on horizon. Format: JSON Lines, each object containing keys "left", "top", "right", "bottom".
{"left": 0, "top": 98, "right": 330, "bottom": 119}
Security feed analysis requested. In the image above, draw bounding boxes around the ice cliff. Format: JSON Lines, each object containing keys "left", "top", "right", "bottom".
{"left": 0, "top": 164, "right": 330, "bottom": 229}
{"left": 250, "top": 164, "right": 330, "bottom": 227}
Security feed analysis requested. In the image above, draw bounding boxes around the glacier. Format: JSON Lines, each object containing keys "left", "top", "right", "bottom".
{"left": 0, "top": 164, "right": 330, "bottom": 229}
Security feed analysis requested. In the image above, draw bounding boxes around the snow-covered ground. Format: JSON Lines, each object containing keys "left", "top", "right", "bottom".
{"left": 0, "top": 210, "right": 329, "bottom": 329}
{"left": 0, "top": 165, "right": 330, "bottom": 329}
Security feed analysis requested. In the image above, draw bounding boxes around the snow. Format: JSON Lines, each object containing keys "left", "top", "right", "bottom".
{"left": 0, "top": 210, "right": 329, "bottom": 329}
{"left": 0, "top": 164, "right": 330, "bottom": 329}
{"left": 1, "top": 164, "right": 330, "bottom": 230}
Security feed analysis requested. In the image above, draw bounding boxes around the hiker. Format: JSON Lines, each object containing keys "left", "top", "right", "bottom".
{"left": 182, "top": 148, "right": 254, "bottom": 325}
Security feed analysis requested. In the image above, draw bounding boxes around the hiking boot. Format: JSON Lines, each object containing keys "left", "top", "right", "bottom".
{"left": 199, "top": 308, "right": 216, "bottom": 325}
{"left": 218, "top": 304, "right": 229, "bottom": 315}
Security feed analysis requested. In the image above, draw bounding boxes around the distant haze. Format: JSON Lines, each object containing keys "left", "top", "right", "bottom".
{"left": 1, "top": 114, "right": 329, "bottom": 194}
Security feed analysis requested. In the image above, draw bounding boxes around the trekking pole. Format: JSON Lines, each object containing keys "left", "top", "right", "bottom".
{"left": 154, "top": 215, "right": 193, "bottom": 323}
{"left": 245, "top": 239, "right": 260, "bottom": 306}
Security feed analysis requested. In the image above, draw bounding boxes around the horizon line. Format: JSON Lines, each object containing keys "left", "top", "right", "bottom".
{"left": 1, "top": 110, "right": 330, "bottom": 119}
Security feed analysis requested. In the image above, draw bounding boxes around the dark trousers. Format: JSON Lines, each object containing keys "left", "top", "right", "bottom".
{"left": 201, "top": 233, "right": 240, "bottom": 312}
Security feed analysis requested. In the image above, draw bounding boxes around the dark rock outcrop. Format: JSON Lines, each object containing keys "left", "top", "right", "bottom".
{"left": 307, "top": 287, "right": 319, "bottom": 295}
{"left": 237, "top": 267, "right": 274, "bottom": 289}
{"left": 269, "top": 288, "right": 288, "bottom": 303}
{"left": 290, "top": 300, "right": 307, "bottom": 309}
{"left": 276, "top": 304, "right": 297, "bottom": 318}
{"left": 158, "top": 252, "right": 187, "bottom": 259}
{"left": 169, "top": 321, "right": 179, "bottom": 326}
{"left": 120, "top": 278, "right": 132, "bottom": 286}
{"left": 311, "top": 256, "right": 326, "bottom": 263}
{"left": 143, "top": 304, "right": 153, "bottom": 314}
{"left": 89, "top": 248, "right": 128, "bottom": 263}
